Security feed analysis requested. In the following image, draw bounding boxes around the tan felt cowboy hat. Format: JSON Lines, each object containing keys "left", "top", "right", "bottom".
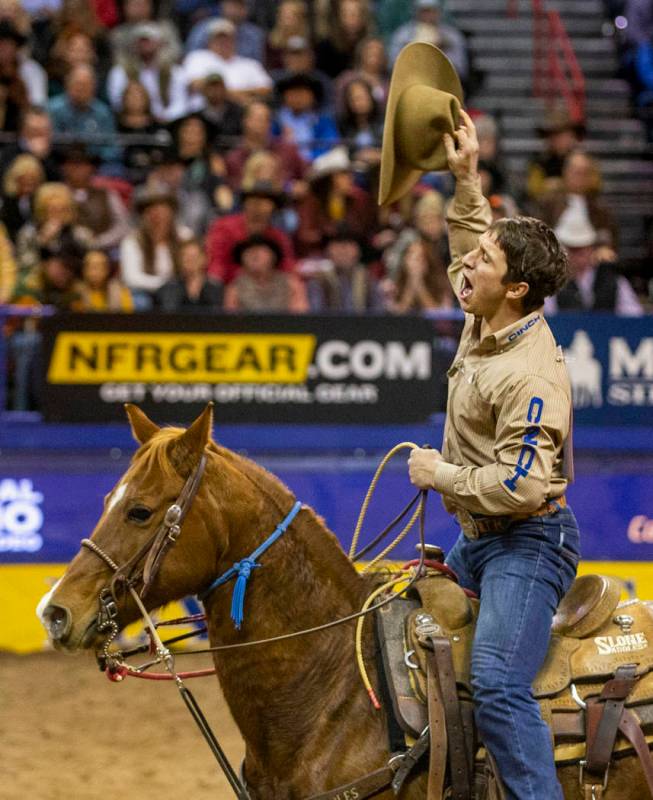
{"left": 379, "top": 42, "right": 463, "bottom": 206}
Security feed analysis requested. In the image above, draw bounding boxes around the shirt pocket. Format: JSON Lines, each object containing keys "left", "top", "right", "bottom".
{"left": 451, "top": 367, "right": 495, "bottom": 452}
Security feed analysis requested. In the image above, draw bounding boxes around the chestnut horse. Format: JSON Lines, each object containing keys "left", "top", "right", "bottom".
{"left": 40, "top": 405, "right": 647, "bottom": 799}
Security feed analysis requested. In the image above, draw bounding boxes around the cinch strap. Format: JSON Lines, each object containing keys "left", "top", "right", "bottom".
{"left": 197, "top": 501, "right": 302, "bottom": 628}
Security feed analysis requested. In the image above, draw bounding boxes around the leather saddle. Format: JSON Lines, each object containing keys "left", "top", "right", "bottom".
{"left": 376, "top": 570, "right": 653, "bottom": 797}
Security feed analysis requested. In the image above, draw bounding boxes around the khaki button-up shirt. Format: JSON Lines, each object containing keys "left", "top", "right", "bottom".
{"left": 432, "top": 177, "right": 573, "bottom": 517}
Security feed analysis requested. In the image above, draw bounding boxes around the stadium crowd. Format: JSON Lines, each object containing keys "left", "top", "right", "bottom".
{"left": 0, "top": 0, "right": 650, "bottom": 407}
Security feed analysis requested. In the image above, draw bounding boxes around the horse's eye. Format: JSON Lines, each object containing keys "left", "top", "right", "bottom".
{"left": 127, "top": 506, "right": 152, "bottom": 523}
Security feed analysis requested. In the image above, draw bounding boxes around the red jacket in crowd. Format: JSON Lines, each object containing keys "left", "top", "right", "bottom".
{"left": 205, "top": 213, "right": 295, "bottom": 284}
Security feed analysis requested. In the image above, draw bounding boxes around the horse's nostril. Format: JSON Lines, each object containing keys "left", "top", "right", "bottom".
{"left": 42, "top": 604, "right": 72, "bottom": 641}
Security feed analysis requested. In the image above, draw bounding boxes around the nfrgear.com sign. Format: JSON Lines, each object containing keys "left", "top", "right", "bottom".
{"left": 41, "top": 314, "right": 439, "bottom": 424}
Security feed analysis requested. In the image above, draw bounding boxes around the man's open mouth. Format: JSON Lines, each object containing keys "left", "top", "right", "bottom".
{"left": 460, "top": 274, "right": 473, "bottom": 302}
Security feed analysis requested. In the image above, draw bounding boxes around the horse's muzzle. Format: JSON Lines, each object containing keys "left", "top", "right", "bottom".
{"left": 41, "top": 603, "right": 72, "bottom": 642}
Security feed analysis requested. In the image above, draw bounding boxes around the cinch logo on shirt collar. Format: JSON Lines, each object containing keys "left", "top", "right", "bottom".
{"left": 507, "top": 315, "right": 541, "bottom": 343}
{"left": 504, "top": 396, "right": 543, "bottom": 493}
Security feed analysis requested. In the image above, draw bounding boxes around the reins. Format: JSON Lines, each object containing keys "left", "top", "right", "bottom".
{"left": 82, "top": 442, "right": 432, "bottom": 800}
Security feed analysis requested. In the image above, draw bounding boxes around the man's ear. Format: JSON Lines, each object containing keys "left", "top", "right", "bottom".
{"left": 507, "top": 281, "right": 530, "bottom": 303}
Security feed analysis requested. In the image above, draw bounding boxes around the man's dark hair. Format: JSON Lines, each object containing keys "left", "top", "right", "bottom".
{"left": 490, "top": 216, "right": 569, "bottom": 312}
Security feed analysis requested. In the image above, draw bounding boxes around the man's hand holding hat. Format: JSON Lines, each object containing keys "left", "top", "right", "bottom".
{"left": 443, "top": 108, "right": 480, "bottom": 185}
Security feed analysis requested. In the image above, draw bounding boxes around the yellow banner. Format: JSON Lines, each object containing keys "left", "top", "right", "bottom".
{"left": 4, "top": 561, "right": 653, "bottom": 653}
{"left": 47, "top": 332, "right": 317, "bottom": 384}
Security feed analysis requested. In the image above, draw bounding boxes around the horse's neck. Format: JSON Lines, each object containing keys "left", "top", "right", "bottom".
{"left": 203, "top": 451, "right": 379, "bottom": 777}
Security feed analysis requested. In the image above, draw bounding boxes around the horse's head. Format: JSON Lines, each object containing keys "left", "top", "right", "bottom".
{"left": 39, "top": 403, "right": 224, "bottom": 652}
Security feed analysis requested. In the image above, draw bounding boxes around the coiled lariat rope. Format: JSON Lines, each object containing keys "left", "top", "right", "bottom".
{"left": 349, "top": 442, "right": 423, "bottom": 571}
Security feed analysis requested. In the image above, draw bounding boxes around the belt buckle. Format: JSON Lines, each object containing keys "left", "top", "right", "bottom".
{"left": 457, "top": 509, "right": 480, "bottom": 540}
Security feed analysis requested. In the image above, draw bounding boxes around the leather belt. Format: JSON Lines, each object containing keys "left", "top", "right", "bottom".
{"left": 457, "top": 495, "right": 567, "bottom": 539}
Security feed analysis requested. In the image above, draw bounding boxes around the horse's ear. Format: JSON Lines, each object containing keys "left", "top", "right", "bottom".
{"left": 169, "top": 403, "right": 214, "bottom": 473}
{"left": 125, "top": 403, "right": 160, "bottom": 444}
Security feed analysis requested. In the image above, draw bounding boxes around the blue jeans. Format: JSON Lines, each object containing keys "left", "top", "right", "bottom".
{"left": 445, "top": 505, "right": 580, "bottom": 800}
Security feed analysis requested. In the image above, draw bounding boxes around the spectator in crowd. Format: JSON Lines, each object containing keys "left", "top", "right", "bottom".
{"left": 0, "top": 154, "right": 46, "bottom": 241}
{"left": 206, "top": 179, "right": 294, "bottom": 283}
{"left": 475, "top": 112, "right": 508, "bottom": 196}
{"left": 537, "top": 148, "right": 618, "bottom": 249}
{"left": 546, "top": 215, "right": 643, "bottom": 315}
{"left": 48, "top": 64, "right": 120, "bottom": 165}
{"left": 116, "top": 80, "right": 171, "bottom": 183}
{"left": 156, "top": 236, "right": 223, "bottom": 310}
{"left": 388, "top": 0, "right": 468, "bottom": 83}
{"left": 224, "top": 232, "right": 307, "bottom": 311}
{"left": 544, "top": 218, "right": 642, "bottom": 316}
{"left": 12, "top": 244, "right": 84, "bottom": 309}
{"left": 15, "top": 181, "right": 91, "bottom": 279}
{"left": 110, "top": 0, "right": 182, "bottom": 66}
{"left": 315, "top": 0, "right": 373, "bottom": 79}
{"left": 295, "top": 146, "right": 376, "bottom": 257}
{"left": 119, "top": 184, "right": 192, "bottom": 307}
{"left": 194, "top": 72, "right": 244, "bottom": 143}
{"left": 107, "top": 23, "right": 189, "bottom": 123}
{"left": 526, "top": 110, "right": 585, "bottom": 202}
{"left": 173, "top": 113, "right": 210, "bottom": 169}
{"left": 59, "top": 144, "right": 130, "bottom": 253}
{"left": 273, "top": 72, "right": 339, "bottom": 162}
{"left": 376, "top": 0, "right": 412, "bottom": 39}
{"left": 0, "top": 21, "right": 31, "bottom": 131}
{"left": 0, "top": 20, "right": 47, "bottom": 106}
{"left": 77, "top": 247, "right": 134, "bottom": 312}
{"left": 239, "top": 150, "right": 298, "bottom": 234}
{"left": 0, "top": 0, "right": 33, "bottom": 39}
{"left": 183, "top": 18, "right": 272, "bottom": 107}
{"left": 269, "top": 35, "right": 332, "bottom": 111}
{"left": 0, "top": 220, "right": 17, "bottom": 302}
{"left": 226, "top": 99, "right": 306, "bottom": 192}
{"left": 40, "top": 0, "right": 113, "bottom": 83}
{"left": 46, "top": 30, "right": 104, "bottom": 100}
{"left": 385, "top": 237, "right": 453, "bottom": 313}
{"left": 169, "top": 113, "right": 217, "bottom": 232}
{"left": 336, "top": 76, "right": 383, "bottom": 167}
{"left": 306, "top": 225, "right": 383, "bottom": 311}
{"left": 144, "top": 145, "right": 226, "bottom": 234}
{"left": 265, "top": 0, "right": 310, "bottom": 70}
{"left": 383, "top": 190, "right": 449, "bottom": 285}
{"left": 0, "top": 105, "right": 59, "bottom": 181}
{"left": 185, "top": 0, "right": 266, "bottom": 63}
{"left": 8, "top": 239, "right": 85, "bottom": 408}
{"left": 334, "top": 35, "right": 389, "bottom": 112}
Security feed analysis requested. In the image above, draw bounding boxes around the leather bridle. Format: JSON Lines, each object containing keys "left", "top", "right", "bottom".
{"left": 81, "top": 453, "right": 208, "bottom": 649}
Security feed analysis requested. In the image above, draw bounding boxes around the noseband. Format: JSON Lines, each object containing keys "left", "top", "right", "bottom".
{"left": 81, "top": 453, "right": 208, "bottom": 644}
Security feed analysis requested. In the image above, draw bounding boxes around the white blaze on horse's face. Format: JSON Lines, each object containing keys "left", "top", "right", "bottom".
{"left": 36, "top": 578, "right": 62, "bottom": 624}
{"left": 106, "top": 481, "right": 129, "bottom": 514}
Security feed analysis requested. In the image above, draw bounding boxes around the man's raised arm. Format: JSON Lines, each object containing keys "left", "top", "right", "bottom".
{"left": 444, "top": 109, "right": 493, "bottom": 293}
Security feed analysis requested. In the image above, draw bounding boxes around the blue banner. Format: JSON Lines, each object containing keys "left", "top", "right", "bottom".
{"left": 548, "top": 314, "right": 653, "bottom": 425}
{"left": 1, "top": 451, "right": 652, "bottom": 565}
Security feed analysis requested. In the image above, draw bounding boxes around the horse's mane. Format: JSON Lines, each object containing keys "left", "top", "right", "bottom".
{"left": 131, "top": 427, "right": 187, "bottom": 481}
{"left": 133, "top": 427, "right": 296, "bottom": 508}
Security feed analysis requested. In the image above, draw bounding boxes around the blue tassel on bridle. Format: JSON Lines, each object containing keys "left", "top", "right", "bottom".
{"left": 230, "top": 558, "right": 260, "bottom": 629}
{"left": 197, "top": 500, "right": 302, "bottom": 629}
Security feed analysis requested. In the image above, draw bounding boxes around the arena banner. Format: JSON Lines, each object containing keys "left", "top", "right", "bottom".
{"left": 39, "top": 312, "right": 653, "bottom": 425}
{"left": 2, "top": 453, "right": 653, "bottom": 565}
{"left": 548, "top": 313, "right": 653, "bottom": 425}
{"left": 39, "top": 313, "right": 457, "bottom": 424}
{"left": 2, "top": 451, "right": 653, "bottom": 651}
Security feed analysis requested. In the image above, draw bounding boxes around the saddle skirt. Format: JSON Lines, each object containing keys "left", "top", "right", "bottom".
{"left": 376, "top": 571, "right": 653, "bottom": 765}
